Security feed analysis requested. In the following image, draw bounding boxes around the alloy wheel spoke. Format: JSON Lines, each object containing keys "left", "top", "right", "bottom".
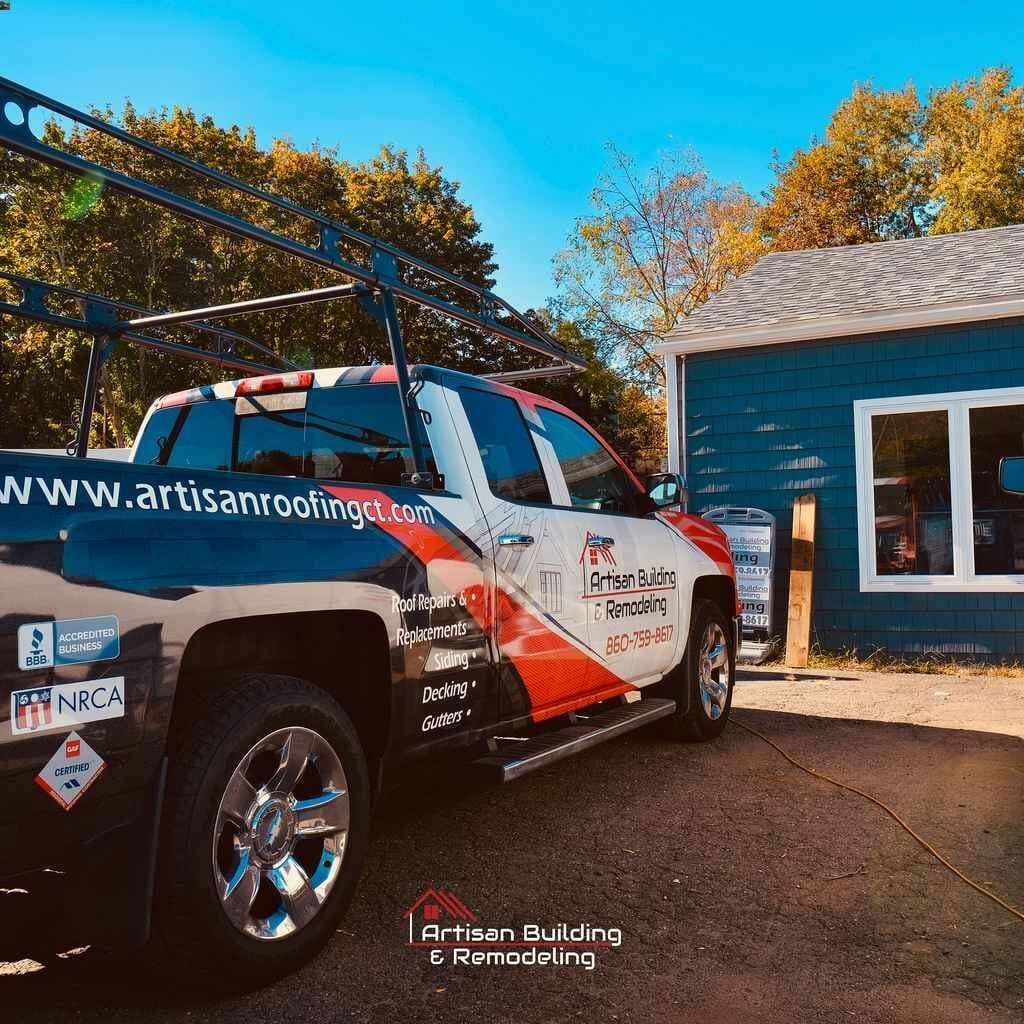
{"left": 219, "top": 770, "right": 258, "bottom": 826}
{"left": 268, "top": 855, "right": 320, "bottom": 930}
{"left": 294, "top": 788, "right": 350, "bottom": 837}
{"left": 708, "top": 641, "right": 728, "bottom": 670}
{"left": 269, "top": 729, "right": 314, "bottom": 795}
{"left": 221, "top": 850, "right": 261, "bottom": 926}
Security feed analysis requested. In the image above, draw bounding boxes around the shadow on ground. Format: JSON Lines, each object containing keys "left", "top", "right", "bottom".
{"left": 736, "top": 669, "right": 859, "bottom": 683}
{"left": 2, "top": 708, "right": 1023, "bottom": 1024}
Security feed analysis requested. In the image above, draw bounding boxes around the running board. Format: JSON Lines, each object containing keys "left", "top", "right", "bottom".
{"left": 472, "top": 698, "right": 676, "bottom": 783}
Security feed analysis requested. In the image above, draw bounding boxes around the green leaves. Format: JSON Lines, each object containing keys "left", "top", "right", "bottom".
{"left": 62, "top": 171, "right": 105, "bottom": 221}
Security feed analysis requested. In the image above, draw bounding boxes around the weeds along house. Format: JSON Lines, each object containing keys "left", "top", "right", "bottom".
{"left": 658, "top": 224, "right": 1024, "bottom": 660}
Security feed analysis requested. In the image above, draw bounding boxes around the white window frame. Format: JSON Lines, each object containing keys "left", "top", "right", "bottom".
{"left": 854, "top": 385, "right": 1024, "bottom": 593}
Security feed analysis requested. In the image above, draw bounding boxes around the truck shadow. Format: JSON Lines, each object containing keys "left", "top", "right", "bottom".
{"left": 1, "top": 708, "right": 1022, "bottom": 1019}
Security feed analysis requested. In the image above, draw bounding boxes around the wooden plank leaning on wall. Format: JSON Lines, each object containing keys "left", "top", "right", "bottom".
{"left": 785, "top": 493, "right": 817, "bottom": 668}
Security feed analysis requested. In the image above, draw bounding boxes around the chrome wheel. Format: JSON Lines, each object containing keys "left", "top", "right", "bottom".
{"left": 213, "top": 726, "right": 349, "bottom": 941}
{"left": 698, "top": 621, "right": 730, "bottom": 720}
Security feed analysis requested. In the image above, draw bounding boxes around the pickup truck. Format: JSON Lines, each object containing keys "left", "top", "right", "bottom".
{"left": 0, "top": 362, "right": 739, "bottom": 981}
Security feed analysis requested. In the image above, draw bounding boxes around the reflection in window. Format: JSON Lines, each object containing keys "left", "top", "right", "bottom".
{"left": 304, "top": 386, "right": 436, "bottom": 486}
{"left": 969, "top": 404, "right": 1024, "bottom": 575}
{"left": 538, "top": 408, "right": 634, "bottom": 513}
{"left": 459, "top": 388, "right": 551, "bottom": 503}
{"left": 135, "top": 401, "right": 234, "bottom": 470}
{"left": 870, "top": 410, "right": 953, "bottom": 576}
{"left": 235, "top": 394, "right": 307, "bottom": 477}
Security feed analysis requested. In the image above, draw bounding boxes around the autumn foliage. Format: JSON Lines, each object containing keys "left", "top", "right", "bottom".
{"left": 2, "top": 66, "right": 1023, "bottom": 467}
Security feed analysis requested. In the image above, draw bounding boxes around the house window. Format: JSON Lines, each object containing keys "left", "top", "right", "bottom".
{"left": 854, "top": 387, "right": 1024, "bottom": 592}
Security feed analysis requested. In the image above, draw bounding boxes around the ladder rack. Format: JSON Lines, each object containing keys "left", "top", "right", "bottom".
{"left": 0, "top": 77, "right": 585, "bottom": 476}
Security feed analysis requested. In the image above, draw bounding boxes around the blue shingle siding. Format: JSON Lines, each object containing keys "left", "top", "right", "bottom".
{"left": 683, "top": 317, "right": 1024, "bottom": 661}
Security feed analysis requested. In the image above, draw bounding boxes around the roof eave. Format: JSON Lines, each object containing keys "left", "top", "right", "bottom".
{"left": 656, "top": 293, "right": 1024, "bottom": 357}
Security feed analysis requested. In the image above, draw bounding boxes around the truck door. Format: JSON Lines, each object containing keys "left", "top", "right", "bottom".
{"left": 449, "top": 385, "right": 611, "bottom": 722}
{"left": 529, "top": 405, "right": 685, "bottom": 687}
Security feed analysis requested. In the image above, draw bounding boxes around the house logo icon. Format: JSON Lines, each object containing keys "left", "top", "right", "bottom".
{"left": 404, "top": 887, "right": 478, "bottom": 926}
{"left": 579, "top": 531, "right": 616, "bottom": 567}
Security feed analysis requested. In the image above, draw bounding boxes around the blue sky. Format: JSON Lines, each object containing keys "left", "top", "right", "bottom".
{"left": 3, "top": 2, "right": 1023, "bottom": 308}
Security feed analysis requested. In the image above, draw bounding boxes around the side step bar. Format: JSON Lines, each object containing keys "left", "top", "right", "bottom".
{"left": 472, "top": 697, "right": 676, "bottom": 783}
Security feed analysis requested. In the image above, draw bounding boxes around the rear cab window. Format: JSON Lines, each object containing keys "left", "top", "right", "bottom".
{"left": 135, "top": 383, "right": 436, "bottom": 487}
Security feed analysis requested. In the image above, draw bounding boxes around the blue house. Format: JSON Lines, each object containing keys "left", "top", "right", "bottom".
{"left": 658, "top": 225, "right": 1024, "bottom": 661}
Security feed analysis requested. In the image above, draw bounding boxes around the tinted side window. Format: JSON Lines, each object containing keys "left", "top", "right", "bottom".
{"left": 538, "top": 407, "right": 635, "bottom": 513}
{"left": 134, "top": 401, "right": 233, "bottom": 470}
{"left": 460, "top": 388, "right": 550, "bottom": 503}
{"left": 304, "top": 385, "right": 436, "bottom": 486}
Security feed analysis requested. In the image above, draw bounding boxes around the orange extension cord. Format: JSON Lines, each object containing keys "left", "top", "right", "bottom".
{"left": 732, "top": 716, "right": 1024, "bottom": 925}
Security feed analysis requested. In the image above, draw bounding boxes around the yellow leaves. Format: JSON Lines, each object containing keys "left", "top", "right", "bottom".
{"left": 760, "top": 78, "right": 929, "bottom": 251}
{"left": 556, "top": 144, "right": 760, "bottom": 389}
{"left": 923, "top": 66, "right": 1024, "bottom": 234}
{"left": 761, "top": 66, "right": 1024, "bottom": 250}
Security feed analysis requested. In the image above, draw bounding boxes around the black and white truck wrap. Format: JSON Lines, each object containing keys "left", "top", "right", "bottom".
{"left": 0, "top": 363, "right": 739, "bottom": 978}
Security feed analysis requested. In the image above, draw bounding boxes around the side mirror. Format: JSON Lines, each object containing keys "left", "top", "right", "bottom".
{"left": 999, "top": 457, "right": 1024, "bottom": 495}
{"left": 645, "top": 472, "right": 688, "bottom": 510}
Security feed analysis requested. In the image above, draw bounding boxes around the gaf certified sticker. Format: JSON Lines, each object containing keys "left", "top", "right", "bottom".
{"left": 17, "top": 615, "right": 120, "bottom": 671}
{"left": 35, "top": 731, "right": 107, "bottom": 811}
{"left": 10, "top": 677, "right": 126, "bottom": 735}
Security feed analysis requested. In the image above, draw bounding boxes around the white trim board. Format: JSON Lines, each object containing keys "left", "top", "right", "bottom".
{"left": 853, "top": 385, "right": 1024, "bottom": 593}
{"left": 657, "top": 293, "right": 1024, "bottom": 356}
{"left": 664, "top": 352, "right": 680, "bottom": 475}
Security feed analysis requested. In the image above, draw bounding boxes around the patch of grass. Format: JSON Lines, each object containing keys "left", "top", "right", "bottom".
{"left": 762, "top": 643, "right": 1024, "bottom": 679}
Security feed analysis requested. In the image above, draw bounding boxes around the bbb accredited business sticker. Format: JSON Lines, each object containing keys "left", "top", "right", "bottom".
{"left": 17, "top": 615, "right": 120, "bottom": 670}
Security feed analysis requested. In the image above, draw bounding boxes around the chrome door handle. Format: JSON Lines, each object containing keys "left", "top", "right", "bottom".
{"left": 587, "top": 536, "right": 615, "bottom": 547}
{"left": 498, "top": 533, "right": 535, "bottom": 547}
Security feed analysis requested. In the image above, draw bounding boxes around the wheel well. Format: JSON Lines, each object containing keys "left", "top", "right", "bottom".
{"left": 692, "top": 575, "right": 737, "bottom": 626}
{"left": 172, "top": 611, "right": 391, "bottom": 763}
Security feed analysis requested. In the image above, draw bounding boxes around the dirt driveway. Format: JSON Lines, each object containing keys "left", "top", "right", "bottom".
{"left": 2, "top": 667, "right": 1022, "bottom": 1023}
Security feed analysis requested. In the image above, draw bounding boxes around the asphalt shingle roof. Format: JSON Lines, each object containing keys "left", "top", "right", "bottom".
{"left": 664, "top": 223, "right": 1024, "bottom": 341}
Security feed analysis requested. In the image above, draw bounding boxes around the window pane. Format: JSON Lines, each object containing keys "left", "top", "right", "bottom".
{"left": 870, "top": 410, "right": 953, "bottom": 576}
{"left": 134, "top": 401, "right": 233, "bottom": 471}
{"left": 235, "top": 394, "right": 307, "bottom": 477}
{"left": 538, "top": 407, "right": 634, "bottom": 513}
{"left": 969, "top": 404, "right": 1024, "bottom": 575}
{"left": 304, "top": 385, "right": 435, "bottom": 486}
{"left": 459, "top": 388, "right": 550, "bottom": 503}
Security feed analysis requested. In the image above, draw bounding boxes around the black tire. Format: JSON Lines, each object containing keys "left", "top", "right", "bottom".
{"left": 152, "top": 673, "right": 370, "bottom": 986}
{"left": 665, "top": 599, "right": 735, "bottom": 742}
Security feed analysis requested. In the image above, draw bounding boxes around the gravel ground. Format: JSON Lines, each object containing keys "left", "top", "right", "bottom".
{"left": 2, "top": 666, "right": 1022, "bottom": 1023}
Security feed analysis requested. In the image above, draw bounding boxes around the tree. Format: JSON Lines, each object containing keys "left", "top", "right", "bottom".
{"left": 554, "top": 144, "right": 760, "bottom": 391}
{"left": 513, "top": 315, "right": 665, "bottom": 473}
{"left": 923, "top": 67, "right": 1024, "bottom": 233}
{"left": 0, "top": 102, "right": 501, "bottom": 449}
{"left": 758, "top": 82, "right": 929, "bottom": 250}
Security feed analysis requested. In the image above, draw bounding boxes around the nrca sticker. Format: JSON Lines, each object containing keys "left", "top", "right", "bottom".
{"left": 35, "top": 731, "right": 107, "bottom": 811}
{"left": 10, "top": 677, "right": 126, "bottom": 735}
{"left": 17, "top": 615, "right": 119, "bottom": 671}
